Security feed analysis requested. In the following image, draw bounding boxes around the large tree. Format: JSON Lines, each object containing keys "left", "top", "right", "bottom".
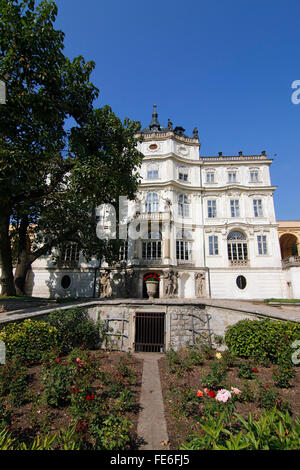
{"left": 0, "top": 0, "right": 142, "bottom": 296}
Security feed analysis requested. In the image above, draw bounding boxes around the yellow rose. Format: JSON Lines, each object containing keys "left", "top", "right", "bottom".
{"left": 216, "top": 352, "right": 222, "bottom": 360}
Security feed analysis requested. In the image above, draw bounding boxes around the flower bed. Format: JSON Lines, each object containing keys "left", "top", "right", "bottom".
{"left": 0, "top": 349, "right": 143, "bottom": 450}
{"left": 158, "top": 346, "right": 300, "bottom": 450}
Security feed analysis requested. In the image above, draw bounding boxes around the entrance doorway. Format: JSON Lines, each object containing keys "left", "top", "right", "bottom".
{"left": 134, "top": 311, "right": 165, "bottom": 352}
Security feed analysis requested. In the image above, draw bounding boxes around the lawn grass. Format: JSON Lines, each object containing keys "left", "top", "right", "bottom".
{"left": 265, "top": 298, "right": 300, "bottom": 303}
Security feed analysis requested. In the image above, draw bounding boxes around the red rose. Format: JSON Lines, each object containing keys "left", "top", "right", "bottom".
{"left": 252, "top": 368, "right": 259, "bottom": 373}
{"left": 207, "top": 390, "right": 216, "bottom": 398}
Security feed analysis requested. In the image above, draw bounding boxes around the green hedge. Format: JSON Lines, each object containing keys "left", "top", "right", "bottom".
{"left": 224, "top": 318, "right": 300, "bottom": 364}
{"left": 0, "top": 319, "right": 58, "bottom": 364}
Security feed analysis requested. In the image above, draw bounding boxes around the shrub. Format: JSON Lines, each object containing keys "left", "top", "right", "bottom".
{"left": 0, "top": 358, "right": 29, "bottom": 406}
{"left": 225, "top": 318, "right": 300, "bottom": 364}
{"left": 180, "top": 409, "right": 300, "bottom": 450}
{"left": 40, "top": 357, "right": 74, "bottom": 407}
{"left": 47, "top": 308, "right": 105, "bottom": 353}
{"left": 202, "top": 361, "right": 227, "bottom": 389}
{"left": 0, "top": 320, "right": 58, "bottom": 364}
{"left": 90, "top": 414, "right": 133, "bottom": 450}
{"left": 272, "top": 364, "right": 296, "bottom": 389}
{"left": 237, "top": 362, "right": 258, "bottom": 380}
{"left": 185, "top": 346, "right": 204, "bottom": 367}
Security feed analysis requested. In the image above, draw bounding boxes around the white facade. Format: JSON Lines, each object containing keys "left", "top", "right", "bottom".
{"left": 16, "top": 107, "right": 292, "bottom": 300}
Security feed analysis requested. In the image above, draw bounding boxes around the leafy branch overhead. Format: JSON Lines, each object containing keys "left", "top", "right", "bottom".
{"left": 0, "top": 0, "right": 143, "bottom": 296}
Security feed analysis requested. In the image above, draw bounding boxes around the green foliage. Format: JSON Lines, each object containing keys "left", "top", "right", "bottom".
{"left": 185, "top": 346, "right": 204, "bottom": 367}
{"left": 89, "top": 414, "right": 133, "bottom": 450}
{"left": 202, "top": 361, "right": 227, "bottom": 389}
{"left": 272, "top": 364, "right": 296, "bottom": 389}
{"left": 181, "top": 409, "right": 300, "bottom": 450}
{"left": 0, "top": 424, "right": 81, "bottom": 450}
{"left": 0, "top": 398, "right": 11, "bottom": 427}
{"left": 0, "top": 319, "right": 58, "bottom": 364}
{"left": 0, "top": 0, "right": 143, "bottom": 297}
{"left": 237, "top": 362, "right": 257, "bottom": 380}
{"left": 225, "top": 318, "right": 300, "bottom": 364}
{"left": 47, "top": 308, "right": 105, "bottom": 353}
{"left": 40, "top": 356, "right": 74, "bottom": 407}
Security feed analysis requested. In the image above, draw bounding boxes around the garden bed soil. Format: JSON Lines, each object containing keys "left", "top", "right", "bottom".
{"left": 158, "top": 351, "right": 300, "bottom": 450}
{"left": 4, "top": 350, "right": 144, "bottom": 448}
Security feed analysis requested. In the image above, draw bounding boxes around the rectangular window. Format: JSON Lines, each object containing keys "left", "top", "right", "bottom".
{"left": 119, "top": 241, "right": 128, "bottom": 260}
{"left": 228, "top": 172, "right": 237, "bottom": 183}
{"left": 179, "top": 171, "right": 188, "bottom": 182}
{"left": 176, "top": 241, "right": 191, "bottom": 260}
{"left": 253, "top": 199, "right": 263, "bottom": 217}
{"left": 230, "top": 200, "right": 240, "bottom": 217}
{"left": 250, "top": 171, "right": 259, "bottom": 182}
{"left": 208, "top": 236, "right": 219, "bottom": 255}
{"left": 257, "top": 235, "right": 268, "bottom": 255}
{"left": 142, "top": 241, "right": 162, "bottom": 259}
{"left": 147, "top": 170, "right": 158, "bottom": 179}
{"left": 206, "top": 172, "right": 215, "bottom": 183}
{"left": 207, "top": 200, "right": 216, "bottom": 218}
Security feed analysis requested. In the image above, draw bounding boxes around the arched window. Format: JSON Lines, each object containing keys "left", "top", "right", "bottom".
{"left": 178, "top": 194, "right": 190, "bottom": 217}
{"left": 145, "top": 193, "right": 159, "bottom": 213}
{"left": 227, "top": 231, "right": 248, "bottom": 262}
{"left": 142, "top": 232, "right": 162, "bottom": 260}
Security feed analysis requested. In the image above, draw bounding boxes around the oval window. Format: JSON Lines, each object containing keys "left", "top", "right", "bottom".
{"left": 149, "top": 144, "right": 158, "bottom": 150}
{"left": 61, "top": 275, "right": 71, "bottom": 289}
{"left": 236, "top": 275, "right": 247, "bottom": 290}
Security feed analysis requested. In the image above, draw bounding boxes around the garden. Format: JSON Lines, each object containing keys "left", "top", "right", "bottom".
{"left": 158, "top": 318, "right": 300, "bottom": 450}
{"left": 0, "top": 308, "right": 143, "bottom": 450}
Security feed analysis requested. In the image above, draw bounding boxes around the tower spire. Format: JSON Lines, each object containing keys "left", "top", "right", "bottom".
{"left": 149, "top": 104, "right": 161, "bottom": 132}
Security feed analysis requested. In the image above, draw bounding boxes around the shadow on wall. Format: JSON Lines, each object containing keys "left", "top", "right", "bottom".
{"left": 45, "top": 270, "right": 98, "bottom": 299}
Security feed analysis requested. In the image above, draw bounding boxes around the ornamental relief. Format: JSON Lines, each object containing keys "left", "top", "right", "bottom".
{"left": 176, "top": 144, "right": 190, "bottom": 157}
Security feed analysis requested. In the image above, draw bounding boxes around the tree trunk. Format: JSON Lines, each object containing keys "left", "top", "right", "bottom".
{"left": 14, "top": 215, "right": 34, "bottom": 296}
{"left": 0, "top": 202, "right": 16, "bottom": 296}
{"left": 14, "top": 215, "right": 30, "bottom": 296}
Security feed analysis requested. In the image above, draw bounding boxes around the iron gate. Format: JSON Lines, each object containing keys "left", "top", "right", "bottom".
{"left": 134, "top": 311, "right": 165, "bottom": 352}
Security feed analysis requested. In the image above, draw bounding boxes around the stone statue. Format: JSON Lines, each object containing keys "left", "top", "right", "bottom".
{"left": 193, "top": 127, "right": 199, "bottom": 139}
{"left": 195, "top": 272, "right": 206, "bottom": 298}
{"left": 164, "top": 198, "right": 172, "bottom": 212}
{"left": 172, "top": 271, "right": 179, "bottom": 297}
{"left": 168, "top": 119, "right": 173, "bottom": 131}
{"left": 99, "top": 271, "right": 112, "bottom": 298}
{"left": 164, "top": 272, "right": 173, "bottom": 298}
{"left": 164, "top": 270, "right": 179, "bottom": 298}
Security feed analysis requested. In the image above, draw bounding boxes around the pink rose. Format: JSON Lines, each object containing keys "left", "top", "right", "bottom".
{"left": 216, "top": 389, "right": 232, "bottom": 402}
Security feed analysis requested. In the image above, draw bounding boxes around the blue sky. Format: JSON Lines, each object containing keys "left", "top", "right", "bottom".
{"left": 54, "top": 0, "right": 300, "bottom": 221}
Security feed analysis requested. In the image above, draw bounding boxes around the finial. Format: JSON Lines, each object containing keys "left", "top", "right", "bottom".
{"left": 149, "top": 104, "right": 161, "bottom": 132}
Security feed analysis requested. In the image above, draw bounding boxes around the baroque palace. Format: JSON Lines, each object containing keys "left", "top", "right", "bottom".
{"left": 27, "top": 106, "right": 300, "bottom": 300}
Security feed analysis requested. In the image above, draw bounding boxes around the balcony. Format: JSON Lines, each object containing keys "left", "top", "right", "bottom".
{"left": 282, "top": 256, "right": 300, "bottom": 268}
{"left": 177, "top": 259, "right": 195, "bottom": 266}
{"left": 229, "top": 259, "right": 249, "bottom": 267}
{"left": 138, "top": 211, "right": 171, "bottom": 222}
